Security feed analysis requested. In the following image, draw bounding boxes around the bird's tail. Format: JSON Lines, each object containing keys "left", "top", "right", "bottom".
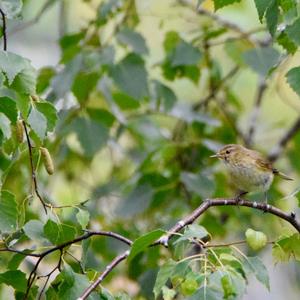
{"left": 273, "top": 169, "right": 293, "bottom": 181}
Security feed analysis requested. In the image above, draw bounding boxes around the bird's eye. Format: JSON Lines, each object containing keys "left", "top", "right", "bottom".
{"left": 226, "top": 150, "right": 230, "bottom": 154}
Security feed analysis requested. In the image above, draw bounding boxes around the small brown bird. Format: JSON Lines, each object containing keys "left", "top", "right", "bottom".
{"left": 211, "top": 144, "right": 292, "bottom": 202}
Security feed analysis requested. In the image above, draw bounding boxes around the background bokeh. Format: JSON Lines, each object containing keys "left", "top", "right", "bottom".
{"left": 1, "top": 0, "right": 300, "bottom": 299}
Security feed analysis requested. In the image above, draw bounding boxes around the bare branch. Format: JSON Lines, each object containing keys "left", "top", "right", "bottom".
{"left": 79, "top": 197, "right": 300, "bottom": 298}
{"left": 22, "top": 120, "right": 48, "bottom": 214}
{"left": 155, "top": 198, "right": 300, "bottom": 246}
{"left": 0, "top": 8, "right": 7, "bottom": 50}
{"left": 9, "top": 0, "right": 57, "bottom": 34}
{"left": 78, "top": 251, "right": 130, "bottom": 300}
{"left": 16, "top": 231, "right": 133, "bottom": 299}
{"left": 268, "top": 117, "right": 300, "bottom": 162}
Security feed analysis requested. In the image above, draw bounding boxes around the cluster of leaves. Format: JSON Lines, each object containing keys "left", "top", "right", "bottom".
{"left": 153, "top": 225, "right": 270, "bottom": 300}
{"left": 0, "top": 0, "right": 299, "bottom": 299}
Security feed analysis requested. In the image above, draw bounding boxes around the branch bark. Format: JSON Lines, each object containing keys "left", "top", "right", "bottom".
{"left": 156, "top": 198, "right": 300, "bottom": 246}
{"left": 0, "top": 8, "right": 7, "bottom": 51}
{"left": 79, "top": 197, "right": 300, "bottom": 299}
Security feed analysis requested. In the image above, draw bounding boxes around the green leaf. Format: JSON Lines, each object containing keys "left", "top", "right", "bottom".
{"left": 0, "top": 51, "right": 30, "bottom": 84}
{"left": 98, "top": 0, "right": 121, "bottom": 21}
{"left": 11, "top": 63, "right": 37, "bottom": 94}
{"left": 180, "top": 278, "right": 199, "bottom": 296}
{"left": 128, "top": 229, "right": 165, "bottom": 262}
{"left": 8, "top": 253, "right": 26, "bottom": 270}
{"left": 170, "top": 41, "right": 202, "bottom": 67}
{"left": 117, "top": 28, "right": 149, "bottom": 55}
{"left": 76, "top": 209, "right": 90, "bottom": 229}
{"left": 277, "top": 31, "right": 297, "bottom": 54}
{"left": 286, "top": 18, "right": 300, "bottom": 45}
{"left": 224, "top": 39, "right": 252, "bottom": 65}
{"left": 213, "top": 0, "right": 241, "bottom": 10}
{"left": 0, "top": 114, "right": 11, "bottom": 140}
{"left": 164, "top": 31, "right": 180, "bottom": 53}
{"left": 72, "top": 117, "right": 109, "bottom": 158}
{"left": 0, "top": 96, "right": 17, "bottom": 123}
{"left": 51, "top": 54, "right": 83, "bottom": 100}
{"left": 35, "top": 102, "right": 58, "bottom": 132}
{"left": 153, "top": 259, "right": 176, "bottom": 299}
{"left": 86, "top": 108, "right": 115, "bottom": 128}
{"left": 116, "top": 184, "right": 154, "bottom": 218}
{"left": 0, "top": 190, "right": 18, "bottom": 233}
{"left": 242, "top": 47, "right": 280, "bottom": 76}
{"left": 72, "top": 72, "right": 99, "bottom": 104}
{"left": 0, "top": 0, "right": 22, "bottom": 19}
{"left": 23, "top": 219, "right": 47, "bottom": 242}
{"left": 254, "top": 0, "right": 271, "bottom": 22}
{"left": 188, "top": 286, "right": 222, "bottom": 300}
{"left": 28, "top": 106, "right": 47, "bottom": 140}
{"left": 242, "top": 256, "right": 270, "bottom": 290}
{"left": 36, "top": 67, "right": 56, "bottom": 94}
{"left": 56, "top": 264, "right": 94, "bottom": 299}
{"left": 112, "top": 91, "right": 140, "bottom": 110}
{"left": 180, "top": 172, "right": 215, "bottom": 198}
{"left": 265, "top": 0, "right": 279, "bottom": 36}
{"left": 286, "top": 66, "right": 300, "bottom": 96}
{"left": 110, "top": 53, "right": 148, "bottom": 99}
{"left": 15, "top": 93, "right": 30, "bottom": 118}
{"left": 0, "top": 270, "right": 27, "bottom": 292}
{"left": 153, "top": 80, "right": 177, "bottom": 112}
{"left": 44, "top": 219, "right": 76, "bottom": 245}
{"left": 221, "top": 274, "right": 237, "bottom": 298}
{"left": 175, "top": 224, "right": 209, "bottom": 244}
{"left": 170, "top": 104, "right": 220, "bottom": 126}
{"left": 272, "top": 233, "right": 300, "bottom": 262}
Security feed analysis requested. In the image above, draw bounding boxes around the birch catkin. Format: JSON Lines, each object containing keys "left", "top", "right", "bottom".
{"left": 16, "top": 120, "right": 24, "bottom": 143}
{"left": 40, "top": 147, "right": 54, "bottom": 175}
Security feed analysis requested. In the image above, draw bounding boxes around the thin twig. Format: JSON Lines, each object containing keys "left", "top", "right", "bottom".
{"left": 9, "top": 0, "right": 57, "bottom": 34}
{"left": 0, "top": 8, "right": 7, "bottom": 50}
{"left": 79, "top": 197, "right": 300, "bottom": 299}
{"left": 21, "top": 230, "right": 132, "bottom": 299}
{"left": 78, "top": 251, "right": 130, "bottom": 300}
{"left": 59, "top": 0, "right": 67, "bottom": 39}
{"left": 22, "top": 120, "right": 48, "bottom": 214}
{"left": 193, "top": 66, "right": 239, "bottom": 110}
{"left": 178, "top": 0, "right": 270, "bottom": 47}
{"left": 245, "top": 77, "right": 267, "bottom": 147}
{"left": 268, "top": 116, "right": 300, "bottom": 162}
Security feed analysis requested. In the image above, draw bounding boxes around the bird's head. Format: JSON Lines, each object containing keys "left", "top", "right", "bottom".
{"left": 210, "top": 144, "right": 244, "bottom": 162}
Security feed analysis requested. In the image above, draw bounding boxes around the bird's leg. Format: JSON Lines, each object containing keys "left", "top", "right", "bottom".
{"left": 263, "top": 191, "right": 268, "bottom": 213}
{"left": 234, "top": 190, "right": 248, "bottom": 203}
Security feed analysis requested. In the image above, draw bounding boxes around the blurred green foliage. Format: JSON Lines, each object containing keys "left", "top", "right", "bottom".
{"left": 0, "top": 0, "right": 299, "bottom": 299}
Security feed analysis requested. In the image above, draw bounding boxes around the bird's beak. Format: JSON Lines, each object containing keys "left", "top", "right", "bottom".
{"left": 210, "top": 154, "right": 219, "bottom": 158}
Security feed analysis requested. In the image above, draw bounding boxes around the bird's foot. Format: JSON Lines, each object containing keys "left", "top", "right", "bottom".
{"left": 234, "top": 191, "right": 248, "bottom": 203}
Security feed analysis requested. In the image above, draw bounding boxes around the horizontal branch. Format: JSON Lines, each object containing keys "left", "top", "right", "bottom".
{"left": 79, "top": 197, "right": 300, "bottom": 299}
{"left": 156, "top": 198, "right": 300, "bottom": 246}
{"left": 8, "top": 230, "right": 133, "bottom": 300}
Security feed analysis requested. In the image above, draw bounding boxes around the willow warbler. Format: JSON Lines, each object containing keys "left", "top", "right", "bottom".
{"left": 211, "top": 144, "right": 292, "bottom": 202}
